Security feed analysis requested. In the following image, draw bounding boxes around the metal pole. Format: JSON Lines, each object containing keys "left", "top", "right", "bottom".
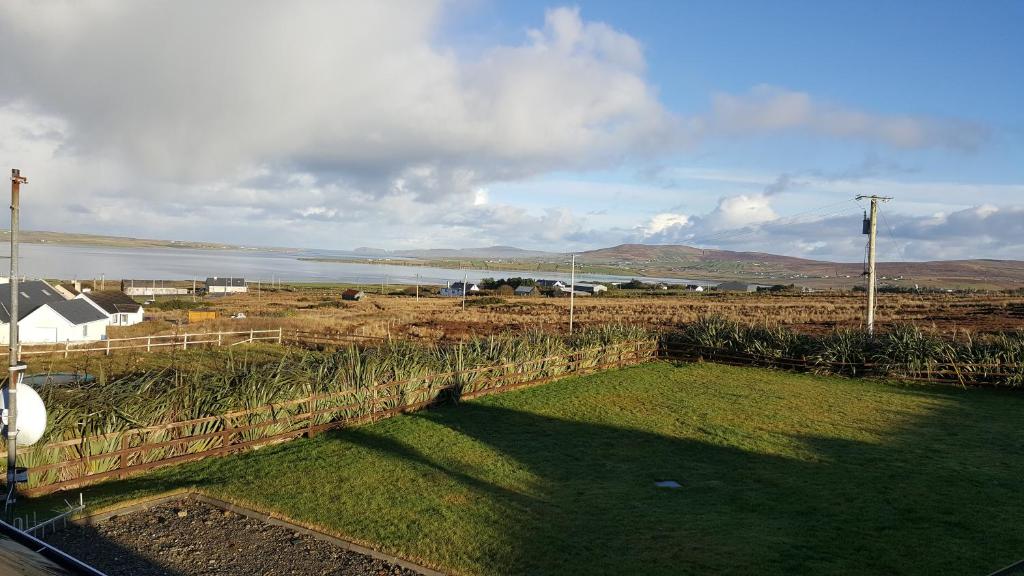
{"left": 462, "top": 273, "right": 467, "bottom": 310}
{"left": 415, "top": 274, "right": 419, "bottom": 301}
{"left": 6, "top": 169, "right": 26, "bottom": 504}
{"left": 569, "top": 254, "right": 576, "bottom": 335}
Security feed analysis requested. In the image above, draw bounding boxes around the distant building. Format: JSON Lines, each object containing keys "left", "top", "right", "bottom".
{"left": 573, "top": 282, "right": 608, "bottom": 295}
{"left": 685, "top": 284, "right": 705, "bottom": 293}
{"left": 715, "top": 281, "right": 757, "bottom": 293}
{"left": 440, "top": 282, "right": 480, "bottom": 297}
{"left": 122, "top": 279, "right": 190, "bottom": 297}
{"left": 342, "top": 289, "right": 364, "bottom": 301}
{"left": 536, "top": 279, "right": 566, "bottom": 289}
{"left": 206, "top": 277, "right": 247, "bottom": 294}
{"left": 76, "top": 290, "right": 145, "bottom": 326}
{"left": 514, "top": 285, "right": 539, "bottom": 297}
{"left": 0, "top": 280, "right": 108, "bottom": 344}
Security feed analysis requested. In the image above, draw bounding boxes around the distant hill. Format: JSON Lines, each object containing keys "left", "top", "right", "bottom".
{"left": 577, "top": 244, "right": 1024, "bottom": 289}
{"left": 355, "top": 245, "right": 559, "bottom": 260}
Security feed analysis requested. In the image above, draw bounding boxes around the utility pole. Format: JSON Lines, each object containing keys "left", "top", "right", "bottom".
{"left": 415, "top": 273, "right": 419, "bottom": 301}
{"left": 857, "top": 195, "right": 892, "bottom": 336}
{"left": 6, "top": 169, "right": 28, "bottom": 506}
{"left": 461, "top": 272, "right": 467, "bottom": 310}
{"left": 569, "top": 254, "right": 576, "bottom": 334}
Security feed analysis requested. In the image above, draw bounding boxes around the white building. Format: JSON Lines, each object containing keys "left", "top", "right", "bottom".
{"left": 206, "top": 277, "right": 248, "bottom": 294}
{"left": 76, "top": 291, "right": 145, "bottom": 326}
{"left": 0, "top": 280, "right": 108, "bottom": 344}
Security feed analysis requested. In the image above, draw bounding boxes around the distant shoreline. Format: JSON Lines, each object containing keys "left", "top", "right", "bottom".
{"left": 0, "top": 229, "right": 296, "bottom": 253}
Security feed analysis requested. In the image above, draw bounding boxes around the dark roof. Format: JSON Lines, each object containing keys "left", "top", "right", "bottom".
{"left": 449, "top": 282, "right": 476, "bottom": 290}
{"left": 47, "top": 299, "right": 108, "bottom": 325}
{"left": 206, "top": 277, "right": 246, "bottom": 287}
{"left": 514, "top": 285, "right": 537, "bottom": 293}
{"left": 342, "top": 289, "right": 363, "bottom": 297}
{"left": 81, "top": 291, "right": 142, "bottom": 315}
{"left": 0, "top": 280, "right": 66, "bottom": 324}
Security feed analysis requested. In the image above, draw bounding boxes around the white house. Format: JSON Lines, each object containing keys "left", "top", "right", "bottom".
{"left": 440, "top": 282, "right": 480, "bottom": 297}
{"left": 535, "top": 279, "right": 566, "bottom": 289}
{"left": 76, "top": 290, "right": 145, "bottom": 326}
{"left": 206, "top": 277, "right": 248, "bottom": 294}
{"left": 0, "top": 281, "right": 108, "bottom": 344}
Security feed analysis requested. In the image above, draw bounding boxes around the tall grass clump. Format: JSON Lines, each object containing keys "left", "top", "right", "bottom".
{"left": 665, "top": 315, "right": 1024, "bottom": 386}
{"left": 3, "top": 327, "right": 654, "bottom": 490}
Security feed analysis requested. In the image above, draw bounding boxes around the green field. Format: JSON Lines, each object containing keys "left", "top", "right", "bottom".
{"left": 29, "top": 362, "right": 1024, "bottom": 575}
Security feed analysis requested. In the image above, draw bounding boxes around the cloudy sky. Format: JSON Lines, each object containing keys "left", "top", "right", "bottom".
{"left": 0, "top": 1, "right": 1021, "bottom": 261}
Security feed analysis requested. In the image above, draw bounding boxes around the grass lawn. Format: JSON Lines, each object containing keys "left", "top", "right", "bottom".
{"left": 26, "top": 362, "right": 1024, "bottom": 575}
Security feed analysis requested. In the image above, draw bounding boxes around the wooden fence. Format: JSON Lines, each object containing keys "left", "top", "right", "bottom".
{"left": 4, "top": 340, "right": 658, "bottom": 496}
{"left": 1, "top": 329, "right": 284, "bottom": 359}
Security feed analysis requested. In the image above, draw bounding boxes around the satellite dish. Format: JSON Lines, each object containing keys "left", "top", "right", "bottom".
{"left": 2, "top": 383, "right": 47, "bottom": 447}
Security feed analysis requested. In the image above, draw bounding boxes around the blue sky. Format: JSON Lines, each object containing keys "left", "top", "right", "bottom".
{"left": 0, "top": 1, "right": 1021, "bottom": 261}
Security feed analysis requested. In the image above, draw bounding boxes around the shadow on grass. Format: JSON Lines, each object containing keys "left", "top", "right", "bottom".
{"left": 335, "top": 390, "right": 1024, "bottom": 576}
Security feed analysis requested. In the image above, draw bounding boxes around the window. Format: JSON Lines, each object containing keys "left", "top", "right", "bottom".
{"left": 41, "top": 289, "right": 51, "bottom": 296}
{"left": 120, "top": 314, "right": 128, "bottom": 324}
{"left": 83, "top": 325, "right": 88, "bottom": 337}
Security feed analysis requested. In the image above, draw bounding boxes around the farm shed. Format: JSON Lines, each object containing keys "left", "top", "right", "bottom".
{"left": 514, "top": 285, "right": 539, "bottom": 297}
{"left": 536, "top": 279, "right": 566, "bottom": 289}
{"left": 342, "top": 289, "right": 364, "bottom": 301}
{"left": 0, "top": 280, "right": 108, "bottom": 344}
{"left": 76, "top": 290, "right": 145, "bottom": 326}
{"left": 574, "top": 282, "right": 608, "bottom": 295}
{"left": 122, "top": 279, "right": 190, "bottom": 297}
{"left": 206, "top": 277, "right": 247, "bottom": 294}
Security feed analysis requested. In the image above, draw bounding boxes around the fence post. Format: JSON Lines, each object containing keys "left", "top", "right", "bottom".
{"left": 218, "top": 332, "right": 223, "bottom": 347}
{"left": 277, "top": 327, "right": 283, "bottom": 344}
{"left": 147, "top": 336, "right": 152, "bottom": 352}
{"left": 105, "top": 338, "right": 111, "bottom": 356}
{"left": 249, "top": 328, "right": 254, "bottom": 343}
{"left": 118, "top": 434, "right": 128, "bottom": 480}
{"left": 64, "top": 340, "right": 69, "bottom": 359}
{"left": 183, "top": 334, "right": 188, "bottom": 350}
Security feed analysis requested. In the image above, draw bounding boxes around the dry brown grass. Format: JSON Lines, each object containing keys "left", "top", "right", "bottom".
{"left": 116, "top": 287, "right": 1024, "bottom": 344}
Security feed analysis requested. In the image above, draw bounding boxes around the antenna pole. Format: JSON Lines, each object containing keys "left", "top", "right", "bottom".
{"left": 6, "top": 169, "right": 27, "bottom": 506}
{"left": 857, "top": 195, "right": 891, "bottom": 336}
{"left": 569, "top": 254, "right": 576, "bottom": 335}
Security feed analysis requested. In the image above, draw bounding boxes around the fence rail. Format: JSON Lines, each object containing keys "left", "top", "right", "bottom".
{"left": 3, "top": 340, "right": 658, "bottom": 496}
{"left": 0, "top": 329, "right": 284, "bottom": 359}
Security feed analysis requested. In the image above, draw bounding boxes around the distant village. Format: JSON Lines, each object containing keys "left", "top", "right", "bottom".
{"left": 0, "top": 273, "right": 775, "bottom": 346}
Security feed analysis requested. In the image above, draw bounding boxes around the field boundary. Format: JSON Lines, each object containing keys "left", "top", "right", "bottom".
{"left": 2, "top": 328, "right": 284, "bottom": 359}
{"left": 10, "top": 340, "right": 658, "bottom": 496}
{"left": 659, "top": 343, "right": 1023, "bottom": 387}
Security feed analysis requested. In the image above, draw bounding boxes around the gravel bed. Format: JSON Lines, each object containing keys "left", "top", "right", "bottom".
{"left": 43, "top": 498, "right": 423, "bottom": 576}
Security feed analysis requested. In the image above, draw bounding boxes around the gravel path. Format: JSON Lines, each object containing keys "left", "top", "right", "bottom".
{"left": 43, "top": 499, "right": 423, "bottom": 576}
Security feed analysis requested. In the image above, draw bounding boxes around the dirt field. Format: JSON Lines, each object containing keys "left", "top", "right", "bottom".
{"left": 45, "top": 498, "right": 421, "bottom": 576}
{"left": 112, "top": 287, "right": 1024, "bottom": 344}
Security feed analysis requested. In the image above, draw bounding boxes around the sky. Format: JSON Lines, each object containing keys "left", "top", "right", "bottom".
{"left": 0, "top": 0, "right": 1021, "bottom": 262}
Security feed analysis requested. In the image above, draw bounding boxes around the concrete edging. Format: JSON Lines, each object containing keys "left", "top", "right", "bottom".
{"left": 69, "top": 490, "right": 446, "bottom": 576}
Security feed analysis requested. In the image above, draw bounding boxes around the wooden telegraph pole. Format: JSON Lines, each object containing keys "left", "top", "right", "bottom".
{"left": 858, "top": 195, "right": 892, "bottom": 336}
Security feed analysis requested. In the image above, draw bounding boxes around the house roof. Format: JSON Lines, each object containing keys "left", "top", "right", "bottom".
{"left": 449, "top": 282, "right": 477, "bottom": 290}
{"left": 514, "top": 285, "right": 536, "bottom": 293}
{"left": 0, "top": 280, "right": 66, "bottom": 324}
{"left": 80, "top": 291, "right": 143, "bottom": 315}
{"left": 342, "top": 289, "right": 363, "bottom": 297}
{"left": 206, "top": 277, "right": 246, "bottom": 287}
{"left": 48, "top": 299, "right": 109, "bottom": 325}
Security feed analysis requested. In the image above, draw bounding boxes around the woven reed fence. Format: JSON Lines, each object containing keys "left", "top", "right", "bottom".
{"left": 4, "top": 339, "right": 657, "bottom": 496}
{"left": 660, "top": 344, "right": 1024, "bottom": 387}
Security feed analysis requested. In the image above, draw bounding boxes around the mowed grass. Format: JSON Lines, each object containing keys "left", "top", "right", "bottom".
{"left": 29, "top": 362, "right": 1024, "bottom": 575}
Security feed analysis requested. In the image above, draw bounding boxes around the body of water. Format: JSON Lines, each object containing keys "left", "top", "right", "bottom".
{"left": 13, "top": 243, "right": 702, "bottom": 286}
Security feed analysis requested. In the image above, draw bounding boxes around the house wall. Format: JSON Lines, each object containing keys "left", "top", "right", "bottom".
{"left": 2, "top": 306, "right": 108, "bottom": 344}
{"left": 112, "top": 309, "right": 144, "bottom": 326}
{"left": 208, "top": 286, "right": 247, "bottom": 294}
